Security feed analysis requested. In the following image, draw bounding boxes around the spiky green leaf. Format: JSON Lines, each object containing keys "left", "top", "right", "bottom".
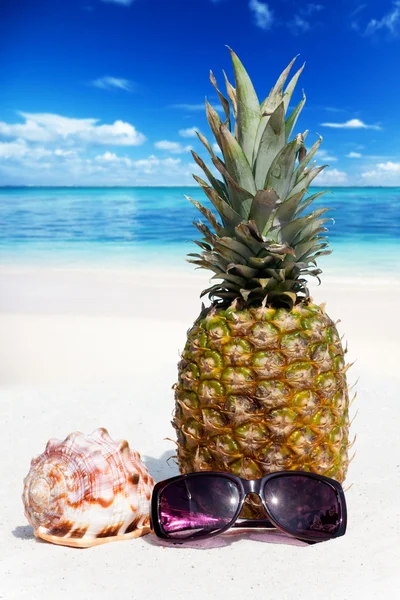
{"left": 249, "top": 188, "right": 280, "bottom": 236}
{"left": 291, "top": 211, "right": 331, "bottom": 245}
{"left": 295, "top": 190, "right": 330, "bottom": 217}
{"left": 227, "top": 264, "right": 258, "bottom": 279}
{"left": 223, "top": 70, "right": 237, "bottom": 118}
{"left": 261, "top": 56, "right": 298, "bottom": 113}
{"left": 191, "top": 151, "right": 228, "bottom": 201}
{"left": 215, "top": 237, "right": 254, "bottom": 261}
{"left": 254, "top": 57, "right": 302, "bottom": 174}
{"left": 283, "top": 63, "right": 305, "bottom": 112}
{"left": 192, "top": 220, "right": 218, "bottom": 245}
{"left": 210, "top": 70, "right": 231, "bottom": 129}
{"left": 279, "top": 210, "right": 326, "bottom": 245}
{"left": 186, "top": 195, "right": 224, "bottom": 235}
{"left": 196, "top": 130, "right": 216, "bottom": 159}
{"left": 211, "top": 156, "right": 255, "bottom": 218}
{"left": 193, "top": 175, "right": 243, "bottom": 232}
{"left": 211, "top": 272, "right": 248, "bottom": 287}
{"left": 253, "top": 101, "right": 286, "bottom": 188}
{"left": 290, "top": 165, "right": 327, "bottom": 198}
{"left": 223, "top": 70, "right": 238, "bottom": 139}
{"left": 205, "top": 100, "right": 223, "bottom": 147}
{"left": 228, "top": 47, "right": 261, "bottom": 165}
{"left": 265, "top": 134, "right": 303, "bottom": 199}
{"left": 234, "top": 222, "right": 265, "bottom": 255}
{"left": 218, "top": 124, "right": 257, "bottom": 193}
{"left": 273, "top": 190, "right": 306, "bottom": 228}
{"left": 293, "top": 136, "right": 322, "bottom": 184}
{"left": 285, "top": 91, "right": 306, "bottom": 141}
{"left": 247, "top": 255, "right": 276, "bottom": 269}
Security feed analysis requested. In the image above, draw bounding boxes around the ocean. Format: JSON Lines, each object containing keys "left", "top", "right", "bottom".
{"left": 0, "top": 187, "right": 399, "bottom": 278}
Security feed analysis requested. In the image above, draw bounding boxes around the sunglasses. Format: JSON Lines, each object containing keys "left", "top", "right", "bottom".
{"left": 151, "top": 471, "right": 347, "bottom": 543}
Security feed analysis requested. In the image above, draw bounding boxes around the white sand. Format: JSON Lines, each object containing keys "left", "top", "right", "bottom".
{"left": 1, "top": 265, "right": 399, "bottom": 599}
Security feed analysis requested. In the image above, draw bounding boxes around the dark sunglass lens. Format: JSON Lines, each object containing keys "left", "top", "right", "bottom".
{"left": 159, "top": 475, "right": 240, "bottom": 539}
{"left": 263, "top": 475, "right": 342, "bottom": 540}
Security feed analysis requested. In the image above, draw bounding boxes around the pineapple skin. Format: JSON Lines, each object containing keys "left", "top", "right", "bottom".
{"left": 173, "top": 302, "right": 350, "bottom": 495}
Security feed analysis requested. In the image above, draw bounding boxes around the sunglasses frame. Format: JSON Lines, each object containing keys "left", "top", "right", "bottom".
{"left": 151, "top": 470, "right": 347, "bottom": 544}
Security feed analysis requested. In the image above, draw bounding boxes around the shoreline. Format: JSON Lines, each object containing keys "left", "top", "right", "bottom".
{"left": 1, "top": 261, "right": 400, "bottom": 286}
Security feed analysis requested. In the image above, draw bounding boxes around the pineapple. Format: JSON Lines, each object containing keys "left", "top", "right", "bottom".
{"left": 173, "top": 49, "right": 352, "bottom": 517}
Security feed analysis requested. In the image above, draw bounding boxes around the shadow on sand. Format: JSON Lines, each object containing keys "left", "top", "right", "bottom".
{"left": 143, "top": 527, "right": 308, "bottom": 550}
{"left": 142, "top": 450, "right": 180, "bottom": 481}
{"left": 12, "top": 525, "right": 36, "bottom": 540}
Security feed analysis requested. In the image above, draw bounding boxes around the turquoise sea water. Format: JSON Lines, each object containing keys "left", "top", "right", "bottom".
{"left": 0, "top": 187, "right": 399, "bottom": 278}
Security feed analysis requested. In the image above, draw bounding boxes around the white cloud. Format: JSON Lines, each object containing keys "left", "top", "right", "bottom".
{"left": 95, "top": 151, "right": 120, "bottom": 161}
{"left": 249, "top": 0, "right": 274, "bottom": 30}
{"left": 365, "top": 1, "right": 400, "bottom": 35}
{"left": 361, "top": 170, "right": 378, "bottom": 178}
{"left": 0, "top": 144, "right": 196, "bottom": 185}
{"left": 301, "top": 3, "right": 324, "bottom": 16}
{"left": 375, "top": 161, "right": 400, "bottom": 172}
{"left": 87, "top": 119, "right": 145, "bottom": 145}
{"left": 91, "top": 76, "right": 134, "bottom": 92}
{"left": 315, "top": 149, "right": 337, "bottom": 162}
{"left": 132, "top": 155, "right": 182, "bottom": 174}
{"left": 154, "top": 140, "right": 192, "bottom": 154}
{"left": 179, "top": 127, "right": 200, "bottom": 138}
{"left": 314, "top": 168, "right": 348, "bottom": 185}
{"left": 0, "top": 138, "right": 51, "bottom": 159}
{"left": 0, "top": 109, "right": 206, "bottom": 184}
{"left": 95, "top": 151, "right": 132, "bottom": 166}
{"left": 0, "top": 112, "right": 146, "bottom": 146}
{"left": 320, "top": 118, "right": 382, "bottom": 130}
{"left": 54, "top": 149, "right": 77, "bottom": 157}
{"left": 288, "top": 4, "right": 324, "bottom": 34}
{"left": 0, "top": 140, "right": 82, "bottom": 162}
{"left": 0, "top": 115, "right": 55, "bottom": 142}
{"left": 350, "top": 4, "right": 367, "bottom": 19}
{"left": 100, "top": 0, "right": 135, "bottom": 6}
{"left": 288, "top": 15, "right": 311, "bottom": 34}
{"left": 0, "top": 139, "right": 27, "bottom": 159}
{"left": 362, "top": 161, "right": 400, "bottom": 184}
{"left": 346, "top": 151, "right": 362, "bottom": 158}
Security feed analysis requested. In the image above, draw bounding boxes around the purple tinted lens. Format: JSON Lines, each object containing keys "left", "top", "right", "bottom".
{"left": 159, "top": 475, "right": 240, "bottom": 539}
{"left": 263, "top": 475, "right": 341, "bottom": 540}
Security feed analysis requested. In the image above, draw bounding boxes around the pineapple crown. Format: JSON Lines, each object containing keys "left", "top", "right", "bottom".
{"left": 187, "top": 48, "right": 332, "bottom": 309}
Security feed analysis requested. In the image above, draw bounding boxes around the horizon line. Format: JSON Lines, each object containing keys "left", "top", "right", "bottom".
{"left": 1, "top": 185, "right": 400, "bottom": 189}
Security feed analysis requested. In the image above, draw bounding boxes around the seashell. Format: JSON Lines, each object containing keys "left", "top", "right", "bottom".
{"left": 22, "top": 427, "right": 154, "bottom": 547}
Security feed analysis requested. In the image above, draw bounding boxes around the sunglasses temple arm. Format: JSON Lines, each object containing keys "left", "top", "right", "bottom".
{"left": 232, "top": 518, "right": 276, "bottom": 529}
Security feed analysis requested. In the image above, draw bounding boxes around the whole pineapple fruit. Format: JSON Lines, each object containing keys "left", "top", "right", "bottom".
{"left": 173, "top": 49, "right": 352, "bottom": 517}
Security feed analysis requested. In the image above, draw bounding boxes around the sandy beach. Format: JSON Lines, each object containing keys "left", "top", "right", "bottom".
{"left": 1, "top": 265, "right": 399, "bottom": 599}
{"left": 2, "top": 0, "right": 400, "bottom": 596}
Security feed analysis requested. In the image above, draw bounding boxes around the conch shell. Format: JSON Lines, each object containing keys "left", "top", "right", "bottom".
{"left": 22, "top": 427, "right": 154, "bottom": 547}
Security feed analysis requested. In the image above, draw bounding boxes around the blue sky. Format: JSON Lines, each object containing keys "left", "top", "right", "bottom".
{"left": 0, "top": 0, "right": 399, "bottom": 186}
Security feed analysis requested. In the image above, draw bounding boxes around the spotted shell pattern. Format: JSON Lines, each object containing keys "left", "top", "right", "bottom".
{"left": 22, "top": 428, "right": 154, "bottom": 547}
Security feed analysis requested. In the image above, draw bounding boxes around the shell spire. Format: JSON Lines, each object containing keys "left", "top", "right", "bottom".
{"left": 22, "top": 427, "right": 154, "bottom": 548}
